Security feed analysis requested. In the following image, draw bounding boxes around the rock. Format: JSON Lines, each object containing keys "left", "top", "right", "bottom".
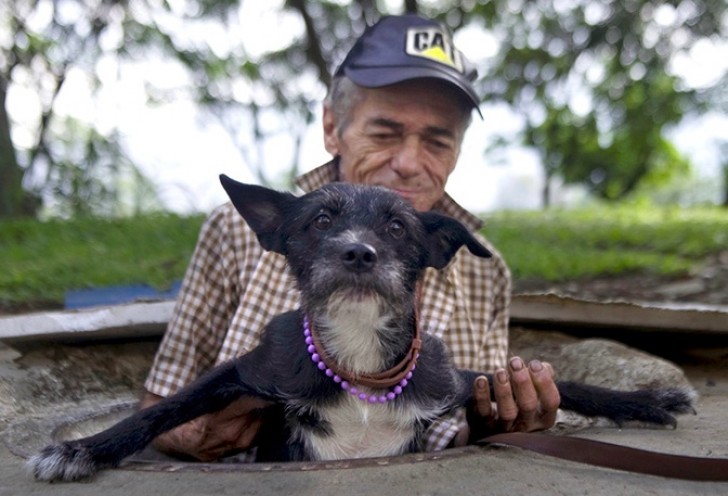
{"left": 509, "top": 327, "right": 692, "bottom": 390}
{"left": 0, "top": 341, "right": 155, "bottom": 423}
{"left": 510, "top": 327, "right": 695, "bottom": 431}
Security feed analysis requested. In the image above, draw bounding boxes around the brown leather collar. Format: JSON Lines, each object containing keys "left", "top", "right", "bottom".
{"left": 308, "top": 316, "right": 421, "bottom": 390}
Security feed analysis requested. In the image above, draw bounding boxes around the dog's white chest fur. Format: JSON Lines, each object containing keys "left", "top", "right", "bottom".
{"left": 322, "top": 293, "right": 391, "bottom": 373}
{"left": 307, "top": 395, "right": 424, "bottom": 460}
{"left": 306, "top": 290, "right": 433, "bottom": 460}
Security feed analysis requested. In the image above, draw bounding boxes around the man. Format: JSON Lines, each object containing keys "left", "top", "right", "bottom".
{"left": 140, "top": 14, "right": 560, "bottom": 462}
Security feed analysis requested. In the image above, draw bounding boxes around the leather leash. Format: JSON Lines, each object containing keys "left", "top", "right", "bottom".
{"left": 477, "top": 432, "right": 728, "bottom": 482}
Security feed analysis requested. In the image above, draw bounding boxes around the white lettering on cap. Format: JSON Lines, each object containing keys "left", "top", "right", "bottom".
{"left": 405, "top": 27, "right": 464, "bottom": 73}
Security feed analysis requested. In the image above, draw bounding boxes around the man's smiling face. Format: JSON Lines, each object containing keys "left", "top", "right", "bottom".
{"left": 323, "top": 79, "right": 469, "bottom": 212}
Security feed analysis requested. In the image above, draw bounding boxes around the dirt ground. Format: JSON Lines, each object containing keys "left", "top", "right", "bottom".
{"left": 515, "top": 251, "right": 728, "bottom": 306}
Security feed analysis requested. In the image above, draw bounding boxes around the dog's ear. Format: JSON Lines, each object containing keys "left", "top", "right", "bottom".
{"left": 219, "top": 174, "right": 296, "bottom": 255}
{"left": 419, "top": 211, "right": 492, "bottom": 269}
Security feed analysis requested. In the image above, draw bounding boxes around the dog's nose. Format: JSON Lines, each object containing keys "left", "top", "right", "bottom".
{"left": 341, "top": 243, "right": 378, "bottom": 272}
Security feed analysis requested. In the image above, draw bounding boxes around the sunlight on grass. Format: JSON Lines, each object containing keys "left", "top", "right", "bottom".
{"left": 482, "top": 205, "right": 728, "bottom": 282}
{"left": 0, "top": 214, "right": 205, "bottom": 308}
{"left": 1, "top": 205, "right": 726, "bottom": 309}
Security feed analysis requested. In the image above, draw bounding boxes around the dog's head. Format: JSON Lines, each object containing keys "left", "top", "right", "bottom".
{"left": 220, "top": 174, "right": 491, "bottom": 315}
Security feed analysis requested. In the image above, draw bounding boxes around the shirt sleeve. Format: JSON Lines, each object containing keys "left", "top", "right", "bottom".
{"left": 480, "top": 242, "right": 511, "bottom": 371}
{"left": 421, "top": 236, "right": 512, "bottom": 451}
{"left": 421, "top": 408, "right": 468, "bottom": 451}
{"left": 144, "top": 204, "right": 242, "bottom": 398}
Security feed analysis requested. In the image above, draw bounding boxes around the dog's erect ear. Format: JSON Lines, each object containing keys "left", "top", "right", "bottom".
{"left": 418, "top": 211, "right": 492, "bottom": 269}
{"left": 219, "top": 174, "right": 296, "bottom": 255}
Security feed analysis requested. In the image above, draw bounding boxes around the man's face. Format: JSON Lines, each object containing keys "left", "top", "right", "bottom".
{"left": 323, "top": 80, "right": 469, "bottom": 212}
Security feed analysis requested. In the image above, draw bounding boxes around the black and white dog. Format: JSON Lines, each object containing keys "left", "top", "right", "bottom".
{"left": 29, "top": 175, "right": 694, "bottom": 481}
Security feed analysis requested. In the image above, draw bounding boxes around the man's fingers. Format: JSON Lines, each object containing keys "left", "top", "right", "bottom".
{"left": 508, "top": 357, "right": 539, "bottom": 428}
{"left": 473, "top": 375, "right": 492, "bottom": 417}
{"left": 184, "top": 408, "right": 266, "bottom": 459}
{"left": 492, "top": 368, "right": 517, "bottom": 429}
{"left": 231, "top": 410, "right": 265, "bottom": 450}
{"left": 529, "top": 359, "right": 561, "bottom": 427}
{"left": 473, "top": 358, "right": 561, "bottom": 437}
{"left": 215, "top": 396, "right": 271, "bottom": 420}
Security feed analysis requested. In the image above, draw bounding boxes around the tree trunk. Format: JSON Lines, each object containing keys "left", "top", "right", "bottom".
{"left": 0, "top": 79, "right": 30, "bottom": 218}
{"left": 404, "top": 0, "right": 418, "bottom": 14}
{"left": 542, "top": 171, "right": 551, "bottom": 208}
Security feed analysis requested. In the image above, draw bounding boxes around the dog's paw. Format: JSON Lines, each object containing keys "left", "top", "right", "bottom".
{"left": 28, "top": 442, "right": 100, "bottom": 482}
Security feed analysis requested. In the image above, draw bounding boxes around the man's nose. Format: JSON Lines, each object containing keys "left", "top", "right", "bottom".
{"left": 390, "top": 136, "right": 422, "bottom": 178}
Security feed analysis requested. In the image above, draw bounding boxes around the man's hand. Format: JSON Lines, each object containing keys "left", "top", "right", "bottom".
{"left": 456, "top": 357, "right": 561, "bottom": 445}
{"left": 139, "top": 391, "right": 272, "bottom": 462}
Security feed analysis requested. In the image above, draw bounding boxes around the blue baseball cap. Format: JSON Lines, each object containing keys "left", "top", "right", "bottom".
{"left": 335, "top": 15, "right": 482, "bottom": 116}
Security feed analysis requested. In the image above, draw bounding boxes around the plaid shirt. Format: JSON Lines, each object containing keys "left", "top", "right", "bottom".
{"left": 145, "top": 161, "right": 511, "bottom": 452}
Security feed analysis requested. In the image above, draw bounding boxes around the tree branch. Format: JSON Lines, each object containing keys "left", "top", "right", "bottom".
{"left": 286, "top": 0, "right": 331, "bottom": 87}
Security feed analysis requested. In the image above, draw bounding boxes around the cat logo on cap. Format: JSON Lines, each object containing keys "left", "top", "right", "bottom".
{"left": 405, "top": 26, "right": 464, "bottom": 73}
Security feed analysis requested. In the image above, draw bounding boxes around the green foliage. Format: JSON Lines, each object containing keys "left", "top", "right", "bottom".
{"left": 2, "top": 0, "right": 726, "bottom": 218}
{"left": 0, "top": 214, "right": 205, "bottom": 309}
{"left": 1, "top": 0, "right": 168, "bottom": 218}
{"left": 482, "top": 204, "right": 728, "bottom": 282}
{"left": 453, "top": 0, "right": 727, "bottom": 202}
{"left": 43, "top": 118, "right": 163, "bottom": 217}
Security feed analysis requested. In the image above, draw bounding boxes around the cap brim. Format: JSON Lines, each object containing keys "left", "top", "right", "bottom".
{"left": 342, "top": 65, "right": 483, "bottom": 119}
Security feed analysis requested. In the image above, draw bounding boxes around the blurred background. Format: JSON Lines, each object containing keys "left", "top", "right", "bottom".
{"left": 1, "top": 0, "right": 727, "bottom": 219}
{"left": 2, "top": 0, "right": 728, "bottom": 312}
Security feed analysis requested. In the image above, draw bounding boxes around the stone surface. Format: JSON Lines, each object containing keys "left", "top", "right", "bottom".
{"left": 0, "top": 341, "right": 156, "bottom": 432}
{"left": 1, "top": 350, "right": 727, "bottom": 496}
{"left": 510, "top": 328, "right": 692, "bottom": 390}
{"left": 1, "top": 325, "right": 726, "bottom": 495}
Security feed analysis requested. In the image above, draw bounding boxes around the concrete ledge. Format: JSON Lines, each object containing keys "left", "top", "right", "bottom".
{"left": 2, "top": 294, "right": 728, "bottom": 346}
{"left": 511, "top": 293, "right": 728, "bottom": 335}
{"left": 0, "top": 301, "right": 174, "bottom": 344}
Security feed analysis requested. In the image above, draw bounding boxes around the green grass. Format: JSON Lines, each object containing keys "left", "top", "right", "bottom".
{"left": 0, "top": 214, "right": 205, "bottom": 310}
{"left": 1, "top": 205, "right": 726, "bottom": 310}
{"left": 482, "top": 205, "right": 728, "bottom": 282}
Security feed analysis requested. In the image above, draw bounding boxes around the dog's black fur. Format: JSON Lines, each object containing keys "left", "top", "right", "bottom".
{"left": 29, "top": 175, "right": 695, "bottom": 481}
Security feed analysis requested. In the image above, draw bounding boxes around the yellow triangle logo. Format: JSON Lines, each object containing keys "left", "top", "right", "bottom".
{"left": 422, "top": 46, "right": 456, "bottom": 68}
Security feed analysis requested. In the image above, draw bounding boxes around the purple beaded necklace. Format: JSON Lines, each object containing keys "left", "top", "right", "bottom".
{"left": 303, "top": 314, "right": 421, "bottom": 404}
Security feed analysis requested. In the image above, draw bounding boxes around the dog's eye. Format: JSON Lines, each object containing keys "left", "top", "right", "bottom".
{"left": 387, "top": 219, "right": 405, "bottom": 239}
{"left": 312, "top": 213, "right": 332, "bottom": 231}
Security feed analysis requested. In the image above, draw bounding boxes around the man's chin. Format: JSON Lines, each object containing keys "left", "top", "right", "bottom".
{"left": 388, "top": 189, "right": 432, "bottom": 211}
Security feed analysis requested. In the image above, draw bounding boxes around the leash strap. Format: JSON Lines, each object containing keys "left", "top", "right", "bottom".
{"left": 477, "top": 432, "right": 728, "bottom": 481}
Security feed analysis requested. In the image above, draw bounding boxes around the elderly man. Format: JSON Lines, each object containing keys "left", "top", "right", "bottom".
{"left": 140, "top": 14, "right": 560, "bottom": 462}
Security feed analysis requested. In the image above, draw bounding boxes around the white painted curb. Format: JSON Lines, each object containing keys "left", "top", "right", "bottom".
{"left": 0, "top": 301, "right": 175, "bottom": 344}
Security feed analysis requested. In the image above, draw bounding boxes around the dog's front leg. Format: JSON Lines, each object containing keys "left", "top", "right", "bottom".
{"left": 29, "top": 347, "right": 278, "bottom": 482}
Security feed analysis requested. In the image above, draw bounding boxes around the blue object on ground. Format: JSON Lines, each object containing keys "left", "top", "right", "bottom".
{"left": 64, "top": 281, "right": 182, "bottom": 309}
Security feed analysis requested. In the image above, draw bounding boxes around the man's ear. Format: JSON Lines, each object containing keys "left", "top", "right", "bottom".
{"left": 219, "top": 174, "right": 295, "bottom": 255}
{"left": 322, "top": 104, "right": 341, "bottom": 156}
{"left": 419, "top": 211, "right": 492, "bottom": 269}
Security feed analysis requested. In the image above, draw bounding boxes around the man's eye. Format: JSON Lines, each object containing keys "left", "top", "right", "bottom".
{"left": 387, "top": 219, "right": 405, "bottom": 239}
{"left": 429, "top": 139, "right": 451, "bottom": 150}
{"left": 313, "top": 214, "right": 332, "bottom": 231}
